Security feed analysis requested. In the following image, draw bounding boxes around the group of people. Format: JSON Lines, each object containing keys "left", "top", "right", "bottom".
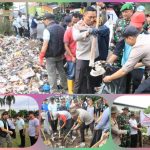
{"left": 0, "top": 111, "right": 40, "bottom": 148}
{"left": 41, "top": 96, "right": 109, "bottom": 147}
{"left": 38, "top": 2, "right": 150, "bottom": 94}
{"left": 111, "top": 106, "right": 142, "bottom": 148}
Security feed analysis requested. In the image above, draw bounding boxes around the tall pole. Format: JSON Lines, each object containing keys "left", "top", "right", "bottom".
{"left": 26, "top": 0, "right": 30, "bottom": 38}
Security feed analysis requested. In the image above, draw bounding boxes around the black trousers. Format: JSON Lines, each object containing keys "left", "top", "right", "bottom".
{"left": 29, "top": 136, "right": 37, "bottom": 146}
{"left": 126, "top": 69, "right": 144, "bottom": 93}
{"left": 18, "top": 27, "right": 24, "bottom": 37}
{"left": 80, "top": 121, "right": 94, "bottom": 142}
{"left": 50, "top": 119, "right": 58, "bottom": 133}
{"left": 74, "top": 60, "right": 93, "bottom": 94}
{"left": 90, "top": 129, "right": 102, "bottom": 147}
{"left": 60, "top": 119, "right": 74, "bottom": 137}
{"left": 134, "top": 78, "right": 150, "bottom": 93}
{"left": 130, "top": 134, "right": 137, "bottom": 147}
{"left": 19, "top": 129, "right": 25, "bottom": 147}
{"left": 10, "top": 129, "right": 16, "bottom": 139}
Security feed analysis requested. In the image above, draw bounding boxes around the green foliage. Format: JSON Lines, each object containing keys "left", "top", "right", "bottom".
{"left": 18, "top": 110, "right": 28, "bottom": 118}
{"left": 77, "top": 95, "right": 102, "bottom": 101}
{"left": 0, "top": 17, "right": 14, "bottom": 35}
{"left": 0, "top": 97, "right": 5, "bottom": 106}
{"left": 144, "top": 106, "right": 150, "bottom": 114}
{"left": 11, "top": 109, "right": 17, "bottom": 118}
{"left": 0, "top": 2, "right": 13, "bottom": 10}
{"left": 141, "top": 127, "right": 147, "bottom": 133}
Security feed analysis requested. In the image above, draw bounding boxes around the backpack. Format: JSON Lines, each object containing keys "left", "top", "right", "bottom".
{"left": 31, "top": 18, "right": 37, "bottom": 28}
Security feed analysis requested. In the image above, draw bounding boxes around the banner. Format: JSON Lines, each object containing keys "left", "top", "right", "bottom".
{"left": 140, "top": 111, "right": 150, "bottom": 127}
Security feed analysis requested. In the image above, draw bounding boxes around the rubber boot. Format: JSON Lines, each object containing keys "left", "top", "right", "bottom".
{"left": 67, "top": 79, "right": 74, "bottom": 94}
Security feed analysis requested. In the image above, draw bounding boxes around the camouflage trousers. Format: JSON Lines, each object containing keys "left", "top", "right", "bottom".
{"left": 0, "top": 134, "right": 12, "bottom": 148}
{"left": 120, "top": 134, "right": 131, "bottom": 147}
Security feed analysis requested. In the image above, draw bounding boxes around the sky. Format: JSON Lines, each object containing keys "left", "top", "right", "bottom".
{"left": 114, "top": 95, "right": 150, "bottom": 108}
{"left": 0, "top": 95, "right": 39, "bottom": 112}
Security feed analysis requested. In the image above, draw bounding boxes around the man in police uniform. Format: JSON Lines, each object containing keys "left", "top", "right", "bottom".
{"left": 103, "top": 25, "right": 150, "bottom": 93}
{"left": 117, "top": 107, "right": 130, "bottom": 147}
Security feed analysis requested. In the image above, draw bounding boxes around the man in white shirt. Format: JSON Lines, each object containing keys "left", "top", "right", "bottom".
{"left": 16, "top": 12, "right": 24, "bottom": 37}
{"left": 0, "top": 111, "right": 13, "bottom": 148}
{"left": 28, "top": 111, "right": 39, "bottom": 146}
{"left": 129, "top": 112, "right": 140, "bottom": 147}
{"left": 39, "top": 13, "right": 67, "bottom": 93}
{"left": 7, "top": 115, "right": 16, "bottom": 139}
{"left": 16, "top": 114, "right": 25, "bottom": 147}
{"left": 48, "top": 97, "right": 58, "bottom": 133}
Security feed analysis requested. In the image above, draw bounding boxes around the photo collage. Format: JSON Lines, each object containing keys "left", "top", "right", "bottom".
{"left": 0, "top": 1, "right": 150, "bottom": 150}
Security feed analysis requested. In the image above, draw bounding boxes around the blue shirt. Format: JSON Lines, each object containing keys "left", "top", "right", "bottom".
{"left": 41, "top": 103, "right": 49, "bottom": 112}
{"left": 121, "top": 43, "right": 132, "bottom": 66}
{"left": 94, "top": 107, "right": 110, "bottom": 132}
{"left": 121, "top": 42, "right": 144, "bottom": 69}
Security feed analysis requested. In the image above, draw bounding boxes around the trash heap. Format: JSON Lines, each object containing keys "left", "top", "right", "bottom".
{"left": 0, "top": 35, "right": 51, "bottom": 94}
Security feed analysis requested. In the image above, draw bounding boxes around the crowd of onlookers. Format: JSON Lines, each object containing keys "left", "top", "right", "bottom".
{"left": 41, "top": 96, "right": 109, "bottom": 147}
{"left": 0, "top": 111, "right": 40, "bottom": 148}
{"left": 111, "top": 106, "right": 143, "bottom": 148}
{"left": 11, "top": 3, "right": 150, "bottom": 94}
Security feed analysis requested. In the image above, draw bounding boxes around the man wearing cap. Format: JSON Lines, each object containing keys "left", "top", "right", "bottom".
{"left": 108, "top": 11, "right": 147, "bottom": 93}
{"left": 104, "top": 25, "right": 150, "bottom": 93}
{"left": 129, "top": 112, "right": 140, "bottom": 147}
{"left": 111, "top": 106, "right": 128, "bottom": 146}
{"left": 70, "top": 108, "right": 94, "bottom": 144}
{"left": 0, "top": 111, "right": 13, "bottom": 148}
{"left": 109, "top": 3, "right": 134, "bottom": 67}
{"left": 39, "top": 13, "right": 67, "bottom": 93}
{"left": 117, "top": 107, "right": 130, "bottom": 147}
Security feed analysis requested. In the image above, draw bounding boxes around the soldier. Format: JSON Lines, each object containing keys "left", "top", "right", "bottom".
{"left": 109, "top": 3, "right": 134, "bottom": 67}
{"left": 117, "top": 107, "right": 130, "bottom": 147}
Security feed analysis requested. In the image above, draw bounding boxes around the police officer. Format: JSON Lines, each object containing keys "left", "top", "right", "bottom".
{"left": 103, "top": 25, "right": 150, "bottom": 93}
{"left": 117, "top": 107, "right": 130, "bottom": 147}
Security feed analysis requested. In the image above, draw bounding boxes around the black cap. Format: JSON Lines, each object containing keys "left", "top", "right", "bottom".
{"left": 123, "top": 25, "right": 139, "bottom": 37}
{"left": 64, "top": 15, "right": 72, "bottom": 23}
{"left": 42, "top": 13, "right": 55, "bottom": 20}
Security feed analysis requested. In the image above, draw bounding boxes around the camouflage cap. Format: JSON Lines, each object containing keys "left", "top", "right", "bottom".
{"left": 120, "top": 3, "right": 134, "bottom": 12}
{"left": 122, "top": 107, "right": 130, "bottom": 112}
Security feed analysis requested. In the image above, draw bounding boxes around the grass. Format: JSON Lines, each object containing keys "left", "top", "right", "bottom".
{"left": 12, "top": 125, "right": 31, "bottom": 148}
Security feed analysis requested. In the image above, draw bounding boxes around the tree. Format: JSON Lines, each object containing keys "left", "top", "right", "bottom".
{"left": 0, "top": 97, "right": 5, "bottom": 107}
{"left": 11, "top": 109, "right": 17, "bottom": 118}
{"left": 18, "top": 110, "right": 28, "bottom": 118}
{"left": 144, "top": 106, "right": 150, "bottom": 114}
{"left": 0, "top": 2, "right": 13, "bottom": 10}
{"left": 3, "top": 95, "right": 15, "bottom": 116}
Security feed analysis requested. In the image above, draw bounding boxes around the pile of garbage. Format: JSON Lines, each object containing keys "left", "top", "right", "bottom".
{"left": 0, "top": 35, "right": 51, "bottom": 94}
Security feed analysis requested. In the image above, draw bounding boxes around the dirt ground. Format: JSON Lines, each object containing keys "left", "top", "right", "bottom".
{"left": 41, "top": 129, "right": 93, "bottom": 148}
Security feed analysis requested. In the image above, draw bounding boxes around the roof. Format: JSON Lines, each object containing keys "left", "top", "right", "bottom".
{"left": 113, "top": 102, "right": 146, "bottom": 110}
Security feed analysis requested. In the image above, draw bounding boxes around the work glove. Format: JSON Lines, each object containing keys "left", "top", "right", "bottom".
{"left": 39, "top": 51, "right": 46, "bottom": 66}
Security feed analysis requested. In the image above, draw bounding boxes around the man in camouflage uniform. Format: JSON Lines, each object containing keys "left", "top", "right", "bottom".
{"left": 109, "top": 3, "right": 134, "bottom": 67}
{"left": 117, "top": 107, "right": 131, "bottom": 147}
